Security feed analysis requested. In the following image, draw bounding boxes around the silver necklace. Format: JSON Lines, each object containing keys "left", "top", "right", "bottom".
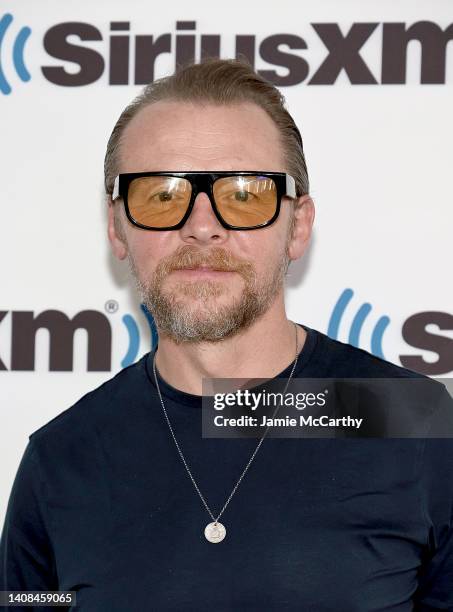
{"left": 152, "top": 322, "right": 300, "bottom": 544}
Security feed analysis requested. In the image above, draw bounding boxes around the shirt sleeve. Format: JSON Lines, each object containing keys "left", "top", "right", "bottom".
{"left": 413, "top": 386, "right": 453, "bottom": 610}
{"left": 0, "top": 438, "right": 58, "bottom": 593}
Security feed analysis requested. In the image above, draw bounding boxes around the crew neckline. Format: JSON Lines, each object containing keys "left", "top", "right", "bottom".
{"left": 145, "top": 324, "right": 318, "bottom": 408}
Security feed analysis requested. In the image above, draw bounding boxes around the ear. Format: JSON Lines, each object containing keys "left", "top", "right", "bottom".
{"left": 107, "top": 198, "right": 128, "bottom": 260}
{"left": 287, "top": 195, "right": 315, "bottom": 261}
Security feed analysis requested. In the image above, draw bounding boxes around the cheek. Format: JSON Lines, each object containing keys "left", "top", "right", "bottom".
{"left": 124, "top": 232, "right": 167, "bottom": 277}
{"left": 239, "top": 235, "right": 285, "bottom": 279}
{"left": 241, "top": 219, "right": 288, "bottom": 258}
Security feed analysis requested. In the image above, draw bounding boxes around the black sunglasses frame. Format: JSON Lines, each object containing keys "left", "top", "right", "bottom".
{"left": 111, "top": 171, "right": 297, "bottom": 231}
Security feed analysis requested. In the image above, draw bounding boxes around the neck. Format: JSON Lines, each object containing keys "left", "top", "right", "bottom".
{"left": 154, "top": 299, "right": 306, "bottom": 396}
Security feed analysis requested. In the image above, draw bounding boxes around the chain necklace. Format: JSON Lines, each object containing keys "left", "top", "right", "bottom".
{"left": 152, "top": 322, "right": 300, "bottom": 544}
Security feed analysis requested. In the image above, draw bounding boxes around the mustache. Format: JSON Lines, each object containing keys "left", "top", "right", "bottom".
{"left": 160, "top": 245, "right": 254, "bottom": 276}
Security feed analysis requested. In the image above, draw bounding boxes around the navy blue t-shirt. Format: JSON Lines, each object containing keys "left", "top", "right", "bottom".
{"left": 1, "top": 325, "right": 453, "bottom": 611}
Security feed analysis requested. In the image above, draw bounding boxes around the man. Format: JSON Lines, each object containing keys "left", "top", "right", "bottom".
{"left": 1, "top": 59, "right": 452, "bottom": 611}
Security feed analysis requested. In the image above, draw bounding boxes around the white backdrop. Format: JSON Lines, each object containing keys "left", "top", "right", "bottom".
{"left": 1, "top": 0, "right": 452, "bottom": 520}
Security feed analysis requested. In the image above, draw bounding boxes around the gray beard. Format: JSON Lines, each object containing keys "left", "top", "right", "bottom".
{"left": 129, "top": 244, "right": 289, "bottom": 344}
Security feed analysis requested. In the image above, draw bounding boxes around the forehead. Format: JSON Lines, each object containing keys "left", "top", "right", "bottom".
{"left": 118, "top": 100, "right": 285, "bottom": 173}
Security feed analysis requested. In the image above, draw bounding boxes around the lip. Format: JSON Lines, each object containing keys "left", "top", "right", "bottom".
{"left": 172, "top": 267, "right": 236, "bottom": 278}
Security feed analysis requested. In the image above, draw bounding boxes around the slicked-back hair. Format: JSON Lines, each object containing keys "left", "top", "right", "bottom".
{"left": 104, "top": 59, "right": 309, "bottom": 199}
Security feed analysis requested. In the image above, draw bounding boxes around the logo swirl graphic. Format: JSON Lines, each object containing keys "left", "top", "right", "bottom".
{"left": 328, "top": 288, "right": 390, "bottom": 359}
{"left": 121, "top": 304, "right": 159, "bottom": 368}
{"left": 0, "top": 14, "right": 31, "bottom": 95}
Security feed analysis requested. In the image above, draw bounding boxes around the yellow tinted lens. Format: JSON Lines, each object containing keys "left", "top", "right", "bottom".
{"left": 128, "top": 176, "right": 191, "bottom": 228}
{"left": 213, "top": 176, "right": 277, "bottom": 227}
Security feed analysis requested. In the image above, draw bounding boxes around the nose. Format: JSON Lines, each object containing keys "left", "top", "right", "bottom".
{"left": 179, "top": 192, "right": 228, "bottom": 244}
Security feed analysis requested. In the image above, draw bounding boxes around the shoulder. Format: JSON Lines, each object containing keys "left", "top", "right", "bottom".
{"left": 306, "top": 326, "right": 453, "bottom": 425}
{"left": 29, "top": 353, "right": 151, "bottom": 446}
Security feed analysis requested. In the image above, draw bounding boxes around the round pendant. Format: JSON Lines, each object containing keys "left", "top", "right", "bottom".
{"left": 204, "top": 521, "right": 226, "bottom": 543}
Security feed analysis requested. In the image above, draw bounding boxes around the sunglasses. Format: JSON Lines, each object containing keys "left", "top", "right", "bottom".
{"left": 112, "top": 171, "right": 297, "bottom": 231}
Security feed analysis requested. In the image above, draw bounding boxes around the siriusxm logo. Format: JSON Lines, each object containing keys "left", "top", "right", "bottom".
{"left": 2, "top": 15, "right": 453, "bottom": 94}
{"left": 0, "top": 303, "right": 157, "bottom": 372}
{"left": 328, "top": 288, "right": 453, "bottom": 376}
{"left": 0, "top": 292, "right": 452, "bottom": 375}
{"left": 0, "top": 13, "right": 31, "bottom": 94}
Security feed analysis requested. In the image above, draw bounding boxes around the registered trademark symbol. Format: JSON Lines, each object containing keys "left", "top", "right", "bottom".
{"left": 105, "top": 299, "right": 119, "bottom": 314}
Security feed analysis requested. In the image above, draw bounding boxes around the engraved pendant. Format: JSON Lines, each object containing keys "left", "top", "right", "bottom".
{"left": 204, "top": 521, "right": 226, "bottom": 543}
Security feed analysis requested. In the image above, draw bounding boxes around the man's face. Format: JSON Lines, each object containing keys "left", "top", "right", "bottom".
{"left": 108, "top": 100, "right": 313, "bottom": 343}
